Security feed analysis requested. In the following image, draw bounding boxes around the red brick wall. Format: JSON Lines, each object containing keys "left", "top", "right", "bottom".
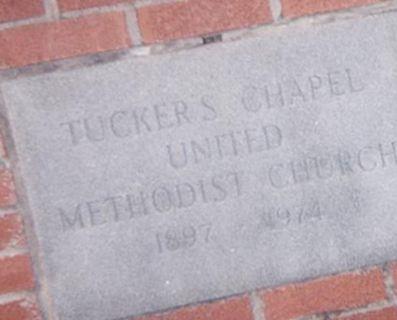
{"left": 0, "top": 0, "right": 388, "bottom": 69}
{"left": 0, "top": 140, "right": 39, "bottom": 319}
{"left": 0, "top": 1, "right": 394, "bottom": 319}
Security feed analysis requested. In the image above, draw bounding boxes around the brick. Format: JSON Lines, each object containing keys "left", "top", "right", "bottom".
{"left": 0, "top": 0, "right": 44, "bottom": 23}
{"left": 0, "top": 213, "right": 25, "bottom": 250}
{"left": 0, "top": 12, "right": 132, "bottom": 69}
{"left": 281, "top": 0, "right": 383, "bottom": 19}
{"left": 58, "top": 0, "right": 131, "bottom": 12}
{"left": 0, "top": 255, "right": 34, "bottom": 294}
{"left": 0, "top": 297, "right": 41, "bottom": 320}
{"left": 336, "top": 307, "right": 397, "bottom": 320}
{"left": 0, "top": 169, "right": 17, "bottom": 207}
{"left": 262, "top": 268, "right": 386, "bottom": 320}
{"left": 137, "top": 0, "right": 272, "bottom": 44}
{"left": 136, "top": 295, "right": 253, "bottom": 320}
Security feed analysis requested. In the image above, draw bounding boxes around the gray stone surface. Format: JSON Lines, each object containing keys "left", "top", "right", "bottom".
{"left": 2, "top": 11, "right": 397, "bottom": 320}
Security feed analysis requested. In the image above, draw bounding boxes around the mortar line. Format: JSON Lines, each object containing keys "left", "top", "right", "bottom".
{"left": 0, "top": 16, "right": 51, "bottom": 31}
{"left": 298, "top": 314, "right": 327, "bottom": 320}
{"left": 384, "top": 262, "right": 397, "bottom": 304}
{"left": 0, "top": 290, "right": 36, "bottom": 305}
{"left": 0, "top": 247, "right": 29, "bottom": 258}
{"left": 43, "top": 0, "right": 60, "bottom": 19}
{"left": 250, "top": 291, "right": 266, "bottom": 320}
{"left": 269, "top": 0, "right": 282, "bottom": 22}
{"left": 126, "top": 5, "right": 143, "bottom": 46}
{"left": 0, "top": 207, "right": 20, "bottom": 217}
{"left": 60, "top": 3, "right": 135, "bottom": 18}
{"left": 134, "top": 0, "right": 179, "bottom": 8}
{"left": 326, "top": 301, "right": 394, "bottom": 319}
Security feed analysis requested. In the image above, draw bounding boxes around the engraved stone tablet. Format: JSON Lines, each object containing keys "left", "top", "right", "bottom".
{"left": 2, "top": 11, "right": 397, "bottom": 320}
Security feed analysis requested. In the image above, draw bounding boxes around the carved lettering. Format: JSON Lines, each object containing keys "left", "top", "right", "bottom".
{"left": 242, "top": 68, "right": 365, "bottom": 113}
{"left": 61, "top": 96, "right": 218, "bottom": 146}
{"left": 58, "top": 171, "right": 242, "bottom": 232}
{"left": 268, "top": 141, "right": 397, "bottom": 189}
{"left": 167, "top": 124, "right": 282, "bottom": 169}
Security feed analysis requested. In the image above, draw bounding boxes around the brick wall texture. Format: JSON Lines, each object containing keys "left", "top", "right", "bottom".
{"left": 0, "top": 0, "right": 394, "bottom": 319}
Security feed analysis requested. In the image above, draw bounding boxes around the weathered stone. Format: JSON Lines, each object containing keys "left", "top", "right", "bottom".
{"left": 1, "top": 11, "right": 397, "bottom": 320}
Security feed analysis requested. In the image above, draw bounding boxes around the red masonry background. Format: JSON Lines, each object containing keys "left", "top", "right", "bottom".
{"left": 0, "top": 0, "right": 44, "bottom": 23}
{"left": 0, "top": 0, "right": 393, "bottom": 319}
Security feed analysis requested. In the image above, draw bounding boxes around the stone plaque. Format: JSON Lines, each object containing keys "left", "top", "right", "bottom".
{"left": 2, "top": 11, "right": 397, "bottom": 320}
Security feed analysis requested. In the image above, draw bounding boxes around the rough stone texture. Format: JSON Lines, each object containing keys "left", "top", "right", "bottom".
{"left": 0, "top": 12, "right": 132, "bottom": 69}
{"left": 0, "top": 0, "right": 44, "bottom": 23}
{"left": 281, "top": 0, "right": 383, "bottom": 18}
{"left": 137, "top": 0, "right": 272, "bottom": 44}
{"left": 262, "top": 268, "right": 386, "bottom": 320}
{"left": 2, "top": 10, "right": 397, "bottom": 320}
